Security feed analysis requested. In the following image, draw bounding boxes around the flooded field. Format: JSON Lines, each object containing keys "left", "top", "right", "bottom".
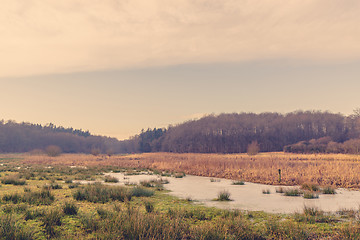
{"left": 105, "top": 172, "right": 360, "bottom": 213}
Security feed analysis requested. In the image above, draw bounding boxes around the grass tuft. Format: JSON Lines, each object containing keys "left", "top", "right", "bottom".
{"left": 215, "top": 190, "right": 231, "bottom": 201}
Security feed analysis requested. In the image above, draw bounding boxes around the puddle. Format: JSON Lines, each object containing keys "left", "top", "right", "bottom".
{"left": 100, "top": 173, "right": 360, "bottom": 214}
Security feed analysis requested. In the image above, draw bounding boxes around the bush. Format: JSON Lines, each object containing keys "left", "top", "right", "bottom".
{"left": 247, "top": 141, "right": 260, "bottom": 156}
{"left": 44, "top": 183, "right": 62, "bottom": 190}
{"left": 131, "top": 187, "right": 154, "bottom": 197}
{"left": 97, "top": 207, "right": 112, "bottom": 219}
{"left": 68, "top": 183, "right": 80, "bottom": 189}
{"left": 42, "top": 209, "right": 63, "bottom": 237}
{"left": 65, "top": 179, "right": 73, "bottom": 184}
{"left": 140, "top": 179, "right": 168, "bottom": 188}
{"left": 301, "top": 183, "right": 320, "bottom": 192}
{"left": 284, "top": 188, "right": 302, "bottom": 196}
{"left": 45, "top": 145, "right": 62, "bottom": 157}
{"left": 104, "top": 176, "right": 119, "bottom": 183}
{"left": 2, "top": 193, "right": 22, "bottom": 204}
{"left": 73, "top": 183, "right": 131, "bottom": 203}
{"left": 91, "top": 148, "right": 101, "bottom": 156}
{"left": 144, "top": 201, "right": 154, "bottom": 213}
{"left": 3, "top": 190, "right": 55, "bottom": 205}
{"left": 262, "top": 189, "right": 271, "bottom": 194}
{"left": 275, "top": 187, "right": 284, "bottom": 193}
{"left": 0, "top": 214, "right": 34, "bottom": 240}
{"left": 322, "top": 186, "right": 336, "bottom": 194}
{"left": 232, "top": 181, "right": 245, "bottom": 185}
{"left": 1, "top": 175, "right": 26, "bottom": 185}
{"left": 63, "top": 202, "right": 78, "bottom": 215}
{"left": 25, "top": 209, "right": 44, "bottom": 220}
{"left": 303, "top": 191, "right": 319, "bottom": 199}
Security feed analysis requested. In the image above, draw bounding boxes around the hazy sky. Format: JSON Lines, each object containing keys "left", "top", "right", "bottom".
{"left": 1, "top": 0, "right": 360, "bottom": 139}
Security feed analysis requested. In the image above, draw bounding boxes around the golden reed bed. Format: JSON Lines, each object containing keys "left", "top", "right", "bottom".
{"left": 21, "top": 152, "right": 360, "bottom": 188}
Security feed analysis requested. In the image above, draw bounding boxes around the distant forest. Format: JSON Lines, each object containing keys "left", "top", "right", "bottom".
{"left": 0, "top": 120, "right": 121, "bottom": 154}
{"left": 1, "top": 110, "right": 360, "bottom": 154}
{"left": 122, "top": 110, "right": 360, "bottom": 154}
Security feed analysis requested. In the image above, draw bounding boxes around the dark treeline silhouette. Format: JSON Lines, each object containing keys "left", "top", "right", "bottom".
{"left": 0, "top": 120, "right": 121, "bottom": 154}
{"left": 2, "top": 110, "right": 360, "bottom": 154}
{"left": 121, "top": 110, "right": 360, "bottom": 154}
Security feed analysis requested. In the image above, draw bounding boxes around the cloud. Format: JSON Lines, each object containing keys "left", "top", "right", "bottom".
{"left": 1, "top": 0, "right": 360, "bottom": 78}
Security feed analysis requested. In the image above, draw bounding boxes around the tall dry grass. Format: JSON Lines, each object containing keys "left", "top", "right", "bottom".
{"left": 22, "top": 152, "right": 360, "bottom": 188}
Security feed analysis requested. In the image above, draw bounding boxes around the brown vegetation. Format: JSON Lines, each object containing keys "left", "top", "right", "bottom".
{"left": 21, "top": 152, "right": 360, "bottom": 188}
{"left": 45, "top": 145, "right": 62, "bottom": 157}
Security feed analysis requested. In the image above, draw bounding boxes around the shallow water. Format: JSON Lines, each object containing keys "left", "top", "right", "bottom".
{"left": 104, "top": 172, "right": 360, "bottom": 213}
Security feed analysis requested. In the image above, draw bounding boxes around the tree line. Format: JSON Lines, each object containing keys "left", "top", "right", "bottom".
{"left": 0, "top": 120, "right": 121, "bottom": 154}
{"left": 121, "top": 110, "right": 360, "bottom": 154}
{"left": 1, "top": 109, "right": 360, "bottom": 154}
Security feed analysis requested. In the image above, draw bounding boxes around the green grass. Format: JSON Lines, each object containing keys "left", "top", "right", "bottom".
{"left": 73, "top": 183, "right": 132, "bottom": 203}
{"left": 232, "top": 180, "right": 245, "bottom": 185}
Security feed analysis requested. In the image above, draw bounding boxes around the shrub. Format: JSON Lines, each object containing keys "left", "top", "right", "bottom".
{"left": 216, "top": 190, "right": 231, "bottom": 201}
{"left": 140, "top": 179, "right": 168, "bottom": 188}
{"left": 295, "top": 206, "right": 335, "bottom": 224}
{"left": 303, "top": 191, "right": 319, "bottom": 199}
{"left": 80, "top": 213, "right": 99, "bottom": 232}
{"left": 284, "top": 188, "right": 302, "bottom": 196}
{"left": 104, "top": 176, "right": 119, "bottom": 183}
{"left": 44, "top": 183, "right": 62, "bottom": 190}
{"left": 63, "top": 202, "right": 78, "bottom": 215}
{"left": 232, "top": 181, "right": 245, "bottom": 185}
{"left": 303, "top": 206, "right": 321, "bottom": 217}
{"left": 24, "top": 189, "right": 55, "bottom": 205}
{"left": 322, "top": 186, "right": 336, "bottom": 194}
{"left": 0, "top": 214, "right": 34, "bottom": 240}
{"left": 91, "top": 148, "right": 101, "bottom": 156}
{"left": 144, "top": 201, "right": 154, "bottom": 213}
{"left": 65, "top": 179, "right": 73, "bottom": 184}
{"left": 25, "top": 209, "right": 44, "bottom": 220}
{"left": 97, "top": 207, "right": 112, "bottom": 219}
{"left": 1, "top": 175, "right": 26, "bottom": 185}
{"left": 174, "top": 172, "right": 185, "bottom": 178}
{"left": 131, "top": 186, "right": 154, "bottom": 197}
{"left": 247, "top": 141, "right": 260, "bottom": 155}
{"left": 42, "top": 209, "right": 63, "bottom": 237}
{"left": 301, "top": 183, "right": 320, "bottom": 192}
{"left": 2, "top": 193, "right": 22, "bottom": 204}
{"left": 210, "top": 178, "right": 220, "bottom": 182}
{"left": 28, "top": 148, "right": 44, "bottom": 155}
{"left": 45, "top": 145, "right": 62, "bottom": 157}
{"left": 68, "top": 183, "right": 80, "bottom": 189}
{"left": 262, "top": 189, "right": 271, "bottom": 194}
{"left": 73, "top": 183, "right": 131, "bottom": 203}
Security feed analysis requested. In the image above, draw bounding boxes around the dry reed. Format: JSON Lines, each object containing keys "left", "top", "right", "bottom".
{"left": 21, "top": 152, "right": 360, "bottom": 188}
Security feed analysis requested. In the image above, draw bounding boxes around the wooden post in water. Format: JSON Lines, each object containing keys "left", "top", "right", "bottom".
{"left": 278, "top": 169, "right": 281, "bottom": 183}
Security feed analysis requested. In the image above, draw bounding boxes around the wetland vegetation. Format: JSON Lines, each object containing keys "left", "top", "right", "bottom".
{"left": 0, "top": 153, "right": 360, "bottom": 239}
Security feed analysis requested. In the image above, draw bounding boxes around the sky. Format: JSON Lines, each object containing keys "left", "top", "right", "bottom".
{"left": 1, "top": 0, "right": 360, "bottom": 139}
